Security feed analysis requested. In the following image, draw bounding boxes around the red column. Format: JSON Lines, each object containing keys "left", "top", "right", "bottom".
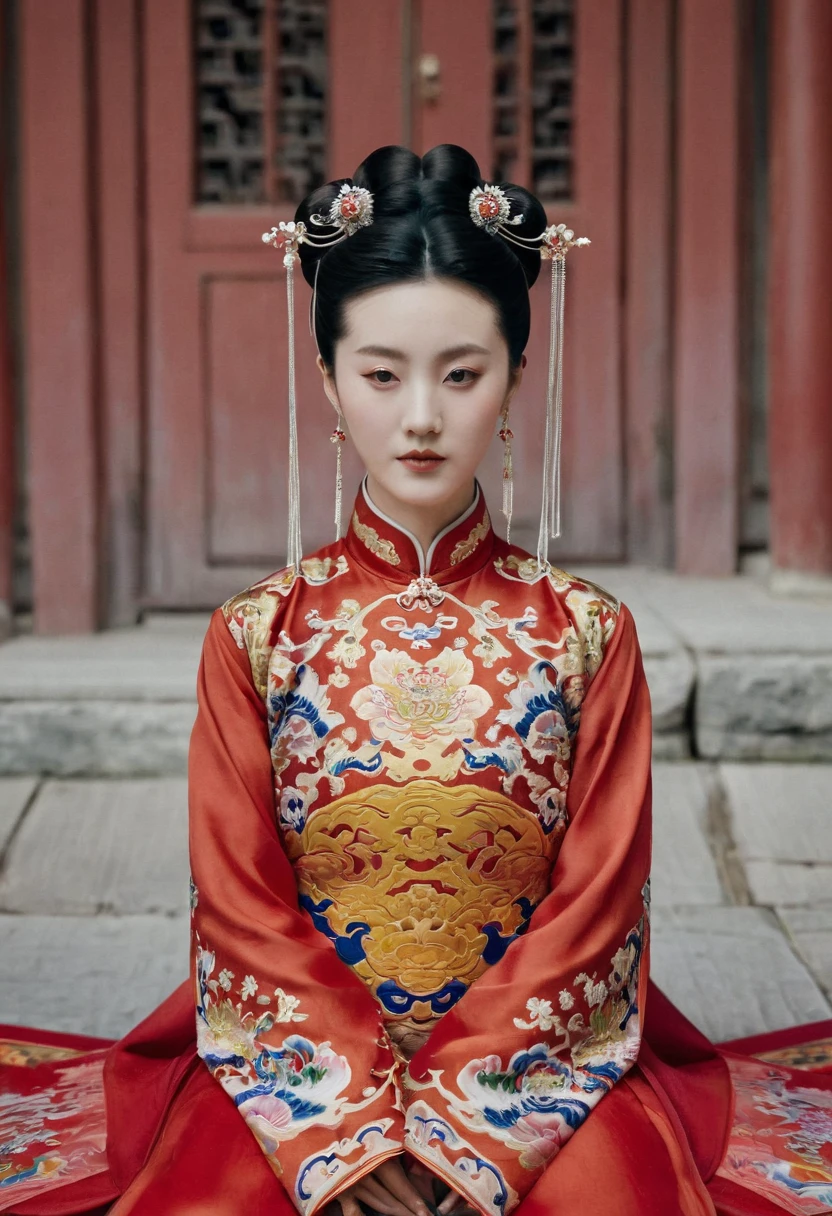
{"left": 769, "top": 0, "right": 832, "bottom": 575}
{"left": 0, "top": 0, "right": 14, "bottom": 634}
{"left": 673, "top": 0, "right": 741, "bottom": 575}
{"left": 20, "top": 0, "right": 99, "bottom": 632}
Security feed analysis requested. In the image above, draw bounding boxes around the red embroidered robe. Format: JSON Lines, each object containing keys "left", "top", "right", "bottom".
{"left": 1, "top": 485, "right": 831, "bottom": 1216}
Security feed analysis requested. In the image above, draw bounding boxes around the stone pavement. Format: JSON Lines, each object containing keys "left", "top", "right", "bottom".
{"left": 0, "top": 762, "right": 830, "bottom": 1044}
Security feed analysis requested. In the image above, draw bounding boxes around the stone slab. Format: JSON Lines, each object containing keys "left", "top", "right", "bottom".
{"left": 0, "top": 623, "right": 205, "bottom": 701}
{"left": 0, "top": 777, "right": 39, "bottom": 853}
{"left": 720, "top": 764, "right": 832, "bottom": 862}
{"left": 743, "top": 861, "right": 832, "bottom": 908}
{"left": 778, "top": 907, "right": 832, "bottom": 1000}
{"left": 0, "top": 914, "right": 188, "bottom": 1039}
{"left": 614, "top": 568, "right": 832, "bottom": 655}
{"left": 0, "top": 779, "right": 189, "bottom": 915}
{"left": 642, "top": 651, "right": 695, "bottom": 735}
{"left": 697, "top": 654, "right": 832, "bottom": 760}
{"left": 650, "top": 764, "right": 725, "bottom": 907}
{"left": 574, "top": 567, "right": 685, "bottom": 655}
{"left": 650, "top": 906, "right": 832, "bottom": 1042}
{"left": 651, "top": 733, "right": 691, "bottom": 761}
{"left": 0, "top": 700, "right": 195, "bottom": 776}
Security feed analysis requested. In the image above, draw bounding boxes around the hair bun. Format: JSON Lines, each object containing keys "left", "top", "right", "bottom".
{"left": 352, "top": 146, "right": 421, "bottom": 194}
{"left": 420, "top": 144, "right": 482, "bottom": 190}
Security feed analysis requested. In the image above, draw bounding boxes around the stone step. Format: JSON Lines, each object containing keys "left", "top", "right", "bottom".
{"left": 0, "top": 914, "right": 188, "bottom": 1040}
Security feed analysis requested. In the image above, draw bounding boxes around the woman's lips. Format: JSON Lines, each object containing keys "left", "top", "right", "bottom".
{"left": 397, "top": 453, "right": 446, "bottom": 473}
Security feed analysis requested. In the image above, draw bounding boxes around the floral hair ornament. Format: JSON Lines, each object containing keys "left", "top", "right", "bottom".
{"left": 261, "top": 184, "right": 375, "bottom": 566}
{"left": 470, "top": 184, "right": 590, "bottom": 564}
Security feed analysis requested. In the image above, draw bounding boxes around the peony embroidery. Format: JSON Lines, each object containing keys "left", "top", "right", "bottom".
{"left": 350, "top": 647, "right": 492, "bottom": 749}
{"left": 269, "top": 662, "right": 345, "bottom": 775}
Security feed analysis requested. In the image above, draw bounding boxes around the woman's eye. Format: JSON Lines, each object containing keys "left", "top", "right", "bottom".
{"left": 367, "top": 369, "right": 396, "bottom": 385}
{"left": 446, "top": 368, "right": 477, "bottom": 385}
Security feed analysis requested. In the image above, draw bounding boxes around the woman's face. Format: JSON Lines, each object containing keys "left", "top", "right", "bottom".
{"left": 320, "top": 278, "right": 521, "bottom": 523}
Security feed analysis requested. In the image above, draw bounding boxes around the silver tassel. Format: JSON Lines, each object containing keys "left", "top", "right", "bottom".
{"left": 285, "top": 260, "right": 302, "bottom": 571}
{"left": 332, "top": 412, "right": 346, "bottom": 540}
{"left": 536, "top": 255, "right": 566, "bottom": 567}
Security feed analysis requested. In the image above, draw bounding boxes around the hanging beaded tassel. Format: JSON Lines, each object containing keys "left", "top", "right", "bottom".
{"left": 535, "top": 224, "right": 590, "bottom": 568}
{"left": 498, "top": 405, "right": 514, "bottom": 543}
{"left": 262, "top": 221, "right": 306, "bottom": 570}
{"left": 331, "top": 413, "right": 347, "bottom": 539}
{"left": 468, "top": 190, "right": 588, "bottom": 566}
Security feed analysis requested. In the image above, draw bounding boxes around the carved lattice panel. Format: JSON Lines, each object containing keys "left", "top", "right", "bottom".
{"left": 194, "top": 0, "right": 327, "bottom": 205}
{"left": 492, "top": 0, "right": 575, "bottom": 201}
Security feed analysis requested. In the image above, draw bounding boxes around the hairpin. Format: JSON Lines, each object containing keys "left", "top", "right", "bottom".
{"left": 262, "top": 185, "right": 375, "bottom": 568}
{"left": 470, "top": 183, "right": 590, "bottom": 562}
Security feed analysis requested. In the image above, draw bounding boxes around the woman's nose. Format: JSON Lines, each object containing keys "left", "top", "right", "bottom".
{"left": 403, "top": 383, "right": 442, "bottom": 435}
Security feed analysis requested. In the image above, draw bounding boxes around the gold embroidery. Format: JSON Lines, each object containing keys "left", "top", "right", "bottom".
{"left": 352, "top": 512, "right": 401, "bottom": 566}
{"left": 449, "top": 510, "right": 491, "bottom": 565}
{"left": 222, "top": 585, "right": 287, "bottom": 698}
{"left": 286, "top": 781, "right": 557, "bottom": 1056}
{"left": 222, "top": 558, "right": 349, "bottom": 698}
{"left": 494, "top": 553, "right": 546, "bottom": 582}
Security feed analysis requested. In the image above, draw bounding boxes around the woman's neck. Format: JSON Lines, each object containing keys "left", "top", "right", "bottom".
{"left": 364, "top": 475, "right": 477, "bottom": 559}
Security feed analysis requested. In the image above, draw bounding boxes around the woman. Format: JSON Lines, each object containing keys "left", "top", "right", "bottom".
{"left": 1, "top": 145, "right": 831, "bottom": 1216}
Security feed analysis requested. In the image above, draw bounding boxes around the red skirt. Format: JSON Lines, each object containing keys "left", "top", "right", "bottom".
{"left": 2, "top": 981, "right": 831, "bottom": 1216}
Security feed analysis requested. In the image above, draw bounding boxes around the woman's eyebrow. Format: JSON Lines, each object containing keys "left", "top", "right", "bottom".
{"left": 354, "top": 343, "right": 491, "bottom": 361}
{"left": 355, "top": 345, "right": 406, "bottom": 360}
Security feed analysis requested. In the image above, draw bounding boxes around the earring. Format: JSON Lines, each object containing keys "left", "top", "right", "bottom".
{"left": 331, "top": 412, "right": 347, "bottom": 540}
{"left": 498, "top": 404, "right": 514, "bottom": 544}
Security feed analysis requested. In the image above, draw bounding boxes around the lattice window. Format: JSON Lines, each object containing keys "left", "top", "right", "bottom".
{"left": 194, "top": 0, "right": 327, "bottom": 205}
{"left": 492, "top": 0, "right": 575, "bottom": 201}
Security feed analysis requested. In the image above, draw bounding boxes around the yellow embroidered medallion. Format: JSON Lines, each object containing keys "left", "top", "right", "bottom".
{"left": 286, "top": 781, "right": 556, "bottom": 1055}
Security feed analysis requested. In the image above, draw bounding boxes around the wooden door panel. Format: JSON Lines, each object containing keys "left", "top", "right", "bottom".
{"left": 144, "top": 0, "right": 401, "bottom": 607}
{"left": 206, "top": 277, "right": 293, "bottom": 563}
{"left": 144, "top": 0, "right": 623, "bottom": 608}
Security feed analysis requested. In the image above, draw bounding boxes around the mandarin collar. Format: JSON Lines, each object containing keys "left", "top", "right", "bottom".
{"left": 345, "top": 479, "right": 495, "bottom": 585}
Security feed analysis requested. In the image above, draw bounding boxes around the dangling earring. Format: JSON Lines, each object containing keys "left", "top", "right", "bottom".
{"left": 331, "top": 411, "right": 347, "bottom": 540}
{"left": 499, "top": 403, "right": 514, "bottom": 544}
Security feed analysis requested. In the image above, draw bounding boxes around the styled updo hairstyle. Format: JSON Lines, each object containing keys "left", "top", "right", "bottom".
{"left": 294, "top": 144, "right": 547, "bottom": 370}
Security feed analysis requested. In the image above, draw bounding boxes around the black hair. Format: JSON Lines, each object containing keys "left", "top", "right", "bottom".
{"left": 294, "top": 144, "right": 547, "bottom": 370}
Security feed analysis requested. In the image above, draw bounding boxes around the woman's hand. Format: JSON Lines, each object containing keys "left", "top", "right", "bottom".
{"left": 407, "top": 1159, "right": 472, "bottom": 1214}
{"left": 330, "top": 1158, "right": 435, "bottom": 1216}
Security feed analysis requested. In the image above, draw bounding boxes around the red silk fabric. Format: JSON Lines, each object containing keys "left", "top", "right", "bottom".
{"left": 2, "top": 487, "right": 831, "bottom": 1215}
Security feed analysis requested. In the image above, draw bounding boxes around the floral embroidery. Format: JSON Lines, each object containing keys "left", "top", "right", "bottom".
{"left": 716, "top": 1056, "right": 832, "bottom": 1213}
{"left": 450, "top": 512, "right": 491, "bottom": 565}
{"left": 408, "top": 919, "right": 644, "bottom": 1175}
{"left": 269, "top": 663, "right": 345, "bottom": 776}
{"left": 496, "top": 659, "right": 582, "bottom": 755}
{"left": 351, "top": 647, "right": 492, "bottom": 751}
{"left": 352, "top": 512, "right": 401, "bottom": 566}
{"left": 493, "top": 554, "right": 547, "bottom": 583}
{"left": 0, "top": 1057, "right": 108, "bottom": 1202}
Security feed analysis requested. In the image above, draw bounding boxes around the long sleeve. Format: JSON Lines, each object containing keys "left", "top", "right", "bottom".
{"left": 403, "top": 604, "right": 652, "bottom": 1216}
{"left": 188, "top": 610, "right": 404, "bottom": 1216}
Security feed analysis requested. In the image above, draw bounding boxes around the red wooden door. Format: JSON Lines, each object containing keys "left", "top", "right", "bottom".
{"left": 144, "top": 0, "right": 624, "bottom": 608}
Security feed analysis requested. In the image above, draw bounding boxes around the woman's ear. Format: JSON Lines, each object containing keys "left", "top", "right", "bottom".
{"left": 504, "top": 356, "right": 525, "bottom": 410}
{"left": 316, "top": 354, "right": 340, "bottom": 412}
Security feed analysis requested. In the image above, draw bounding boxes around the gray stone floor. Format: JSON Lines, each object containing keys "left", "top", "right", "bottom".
{"left": 0, "top": 762, "right": 829, "bottom": 1043}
